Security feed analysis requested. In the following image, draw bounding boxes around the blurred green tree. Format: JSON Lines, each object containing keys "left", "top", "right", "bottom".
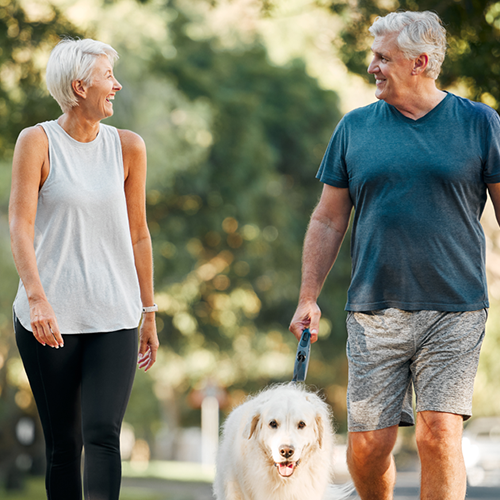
{"left": 107, "top": 2, "right": 350, "bottom": 434}
{"left": 0, "top": 0, "right": 86, "bottom": 159}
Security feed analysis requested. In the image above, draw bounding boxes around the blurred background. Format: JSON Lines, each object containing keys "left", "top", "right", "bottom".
{"left": 3, "top": 0, "right": 500, "bottom": 498}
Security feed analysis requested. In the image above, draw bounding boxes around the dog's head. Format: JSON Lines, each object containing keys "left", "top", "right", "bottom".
{"left": 243, "top": 385, "right": 331, "bottom": 479}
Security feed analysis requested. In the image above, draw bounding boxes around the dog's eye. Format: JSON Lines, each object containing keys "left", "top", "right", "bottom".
{"left": 298, "top": 421, "right": 306, "bottom": 429}
{"left": 269, "top": 420, "right": 278, "bottom": 429}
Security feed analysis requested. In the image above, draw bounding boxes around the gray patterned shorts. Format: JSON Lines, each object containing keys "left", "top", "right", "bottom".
{"left": 346, "top": 308, "right": 487, "bottom": 432}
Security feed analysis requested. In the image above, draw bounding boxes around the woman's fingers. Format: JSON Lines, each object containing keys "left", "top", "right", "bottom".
{"left": 137, "top": 344, "right": 157, "bottom": 371}
{"left": 30, "top": 302, "right": 63, "bottom": 348}
{"left": 49, "top": 321, "right": 64, "bottom": 348}
{"left": 31, "top": 323, "right": 46, "bottom": 346}
{"left": 138, "top": 322, "right": 159, "bottom": 371}
{"left": 33, "top": 321, "right": 62, "bottom": 348}
{"left": 137, "top": 350, "right": 151, "bottom": 370}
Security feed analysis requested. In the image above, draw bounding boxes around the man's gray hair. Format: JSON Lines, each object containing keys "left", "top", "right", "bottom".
{"left": 369, "top": 11, "right": 446, "bottom": 80}
{"left": 46, "top": 38, "right": 119, "bottom": 113}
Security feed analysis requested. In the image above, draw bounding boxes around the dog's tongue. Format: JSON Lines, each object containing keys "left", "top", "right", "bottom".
{"left": 277, "top": 462, "right": 295, "bottom": 477}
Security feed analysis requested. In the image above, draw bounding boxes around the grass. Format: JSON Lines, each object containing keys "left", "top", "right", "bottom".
{"left": 0, "top": 478, "right": 161, "bottom": 500}
{"left": 1, "top": 477, "right": 45, "bottom": 500}
{"left": 0, "top": 461, "right": 214, "bottom": 499}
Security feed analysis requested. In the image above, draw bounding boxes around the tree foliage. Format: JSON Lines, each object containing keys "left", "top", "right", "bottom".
{"left": 115, "top": 4, "right": 351, "bottom": 429}
{"left": 0, "top": 0, "right": 85, "bottom": 159}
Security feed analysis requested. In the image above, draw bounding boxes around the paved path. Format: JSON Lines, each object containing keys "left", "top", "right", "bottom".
{"left": 122, "top": 473, "right": 500, "bottom": 499}
{"left": 392, "top": 471, "right": 500, "bottom": 500}
{"left": 122, "top": 477, "right": 213, "bottom": 500}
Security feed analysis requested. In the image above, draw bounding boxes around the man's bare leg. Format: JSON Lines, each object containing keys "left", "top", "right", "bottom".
{"left": 417, "top": 411, "right": 466, "bottom": 500}
{"left": 347, "top": 425, "right": 399, "bottom": 500}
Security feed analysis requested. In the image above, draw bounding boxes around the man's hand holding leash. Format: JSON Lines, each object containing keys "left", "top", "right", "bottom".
{"left": 289, "top": 300, "right": 321, "bottom": 344}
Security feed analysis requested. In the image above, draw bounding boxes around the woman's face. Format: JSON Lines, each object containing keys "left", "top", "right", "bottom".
{"left": 83, "top": 55, "right": 122, "bottom": 120}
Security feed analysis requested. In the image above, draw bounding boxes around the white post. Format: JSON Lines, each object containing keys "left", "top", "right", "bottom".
{"left": 201, "top": 395, "right": 219, "bottom": 469}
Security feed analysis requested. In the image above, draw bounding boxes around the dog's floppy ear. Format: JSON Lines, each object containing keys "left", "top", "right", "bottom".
{"left": 306, "top": 393, "right": 328, "bottom": 449}
{"left": 244, "top": 412, "right": 261, "bottom": 439}
{"left": 315, "top": 413, "right": 325, "bottom": 448}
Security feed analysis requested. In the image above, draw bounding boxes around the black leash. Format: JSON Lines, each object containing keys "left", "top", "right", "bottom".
{"left": 292, "top": 328, "right": 311, "bottom": 383}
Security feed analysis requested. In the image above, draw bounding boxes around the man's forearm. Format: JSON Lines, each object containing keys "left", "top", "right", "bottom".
{"left": 299, "top": 214, "right": 349, "bottom": 303}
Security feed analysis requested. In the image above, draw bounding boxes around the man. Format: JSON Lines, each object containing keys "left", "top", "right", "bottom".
{"left": 289, "top": 11, "right": 500, "bottom": 500}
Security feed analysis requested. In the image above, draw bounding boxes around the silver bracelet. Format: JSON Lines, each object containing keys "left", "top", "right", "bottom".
{"left": 142, "top": 303, "right": 158, "bottom": 314}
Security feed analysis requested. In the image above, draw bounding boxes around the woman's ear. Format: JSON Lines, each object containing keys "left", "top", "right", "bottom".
{"left": 72, "top": 79, "right": 87, "bottom": 100}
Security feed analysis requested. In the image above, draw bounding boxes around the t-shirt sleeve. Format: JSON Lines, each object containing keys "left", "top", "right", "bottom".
{"left": 316, "top": 117, "right": 349, "bottom": 188}
{"left": 483, "top": 111, "right": 500, "bottom": 184}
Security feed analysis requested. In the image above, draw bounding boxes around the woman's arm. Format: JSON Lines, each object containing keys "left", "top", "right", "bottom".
{"left": 9, "top": 126, "right": 64, "bottom": 348}
{"left": 120, "top": 129, "right": 159, "bottom": 371}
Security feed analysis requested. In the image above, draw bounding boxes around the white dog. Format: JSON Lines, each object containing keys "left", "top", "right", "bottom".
{"left": 213, "top": 383, "right": 354, "bottom": 500}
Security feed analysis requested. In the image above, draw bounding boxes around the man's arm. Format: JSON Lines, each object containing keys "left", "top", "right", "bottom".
{"left": 289, "top": 183, "right": 353, "bottom": 343}
{"left": 488, "top": 183, "right": 500, "bottom": 226}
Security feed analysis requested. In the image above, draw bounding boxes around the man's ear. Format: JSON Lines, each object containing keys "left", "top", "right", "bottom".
{"left": 72, "top": 79, "right": 87, "bottom": 100}
{"left": 412, "top": 54, "right": 429, "bottom": 75}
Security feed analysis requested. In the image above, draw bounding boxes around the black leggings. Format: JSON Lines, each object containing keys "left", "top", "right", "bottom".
{"left": 15, "top": 315, "right": 138, "bottom": 500}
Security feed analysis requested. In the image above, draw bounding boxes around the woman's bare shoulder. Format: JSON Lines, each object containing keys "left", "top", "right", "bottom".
{"left": 16, "top": 125, "right": 49, "bottom": 150}
{"left": 117, "top": 129, "right": 145, "bottom": 154}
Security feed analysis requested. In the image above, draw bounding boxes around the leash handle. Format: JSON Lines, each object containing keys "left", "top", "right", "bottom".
{"left": 292, "top": 328, "right": 311, "bottom": 382}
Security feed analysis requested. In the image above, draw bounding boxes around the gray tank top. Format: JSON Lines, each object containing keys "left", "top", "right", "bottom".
{"left": 13, "top": 120, "right": 142, "bottom": 333}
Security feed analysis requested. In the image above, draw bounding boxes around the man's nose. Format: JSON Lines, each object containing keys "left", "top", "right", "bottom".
{"left": 367, "top": 58, "right": 377, "bottom": 74}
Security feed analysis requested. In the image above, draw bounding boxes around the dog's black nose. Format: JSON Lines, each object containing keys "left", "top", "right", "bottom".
{"left": 279, "top": 445, "right": 295, "bottom": 459}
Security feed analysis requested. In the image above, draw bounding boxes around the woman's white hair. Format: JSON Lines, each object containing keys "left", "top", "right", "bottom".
{"left": 369, "top": 11, "right": 446, "bottom": 80}
{"left": 46, "top": 38, "right": 119, "bottom": 113}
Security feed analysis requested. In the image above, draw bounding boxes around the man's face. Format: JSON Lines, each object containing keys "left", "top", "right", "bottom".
{"left": 367, "top": 32, "right": 416, "bottom": 105}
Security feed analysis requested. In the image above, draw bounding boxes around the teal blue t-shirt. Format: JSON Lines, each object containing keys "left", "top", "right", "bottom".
{"left": 317, "top": 93, "right": 500, "bottom": 312}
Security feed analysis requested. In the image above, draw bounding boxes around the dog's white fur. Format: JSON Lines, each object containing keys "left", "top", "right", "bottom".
{"left": 213, "top": 383, "right": 353, "bottom": 500}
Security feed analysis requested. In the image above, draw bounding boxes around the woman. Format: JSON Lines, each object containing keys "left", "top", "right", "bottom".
{"left": 9, "top": 38, "right": 159, "bottom": 500}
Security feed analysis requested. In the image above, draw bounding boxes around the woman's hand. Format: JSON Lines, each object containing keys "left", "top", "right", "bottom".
{"left": 137, "top": 314, "right": 159, "bottom": 371}
{"left": 29, "top": 298, "right": 64, "bottom": 348}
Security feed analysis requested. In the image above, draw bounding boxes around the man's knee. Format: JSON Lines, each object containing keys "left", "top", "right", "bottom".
{"left": 347, "top": 426, "right": 398, "bottom": 468}
{"left": 416, "top": 411, "right": 463, "bottom": 456}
